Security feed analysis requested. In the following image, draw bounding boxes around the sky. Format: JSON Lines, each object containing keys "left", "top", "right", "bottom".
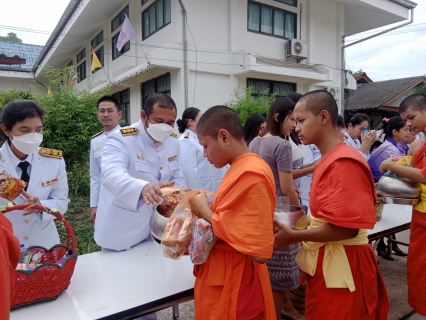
{"left": 0, "top": 0, "right": 424, "bottom": 82}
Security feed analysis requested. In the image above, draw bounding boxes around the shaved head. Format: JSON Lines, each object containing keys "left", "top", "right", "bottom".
{"left": 197, "top": 105, "right": 244, "bottom": 140}
{"left": 399, "top": 94, "right": 426, "bottom": 113}
{"left": 298, "top": 90, "right": 338, "bottom": 127}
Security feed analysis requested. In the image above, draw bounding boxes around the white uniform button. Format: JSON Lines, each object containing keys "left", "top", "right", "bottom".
{"left": 155, "top": 149, "right": 159, "bottom": 153}
{"left": 159, "top": 166, "right": 163, "bottom": 170}
{"left": 24, "top": 219, "right": 29, "bottom": 223}
{"left": 24, "top": 236, "right": 29, "bottom": 240}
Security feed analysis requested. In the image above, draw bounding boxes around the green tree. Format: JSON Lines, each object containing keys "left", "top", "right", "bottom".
{"left": 414, "top": 86, "right": 426, "bottom": 96}
{"left": 225, "top": 87, "right": 275, "bottom": 125}
{"left": 0, "top": 32, "right": 22, "bottom": 43}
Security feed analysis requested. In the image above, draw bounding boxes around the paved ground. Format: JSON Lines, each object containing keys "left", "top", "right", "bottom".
{"left": 157, "top": 229, "right": 421, "bottom": 320}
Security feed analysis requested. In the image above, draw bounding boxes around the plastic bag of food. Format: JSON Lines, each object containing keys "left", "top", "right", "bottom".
{"left": 384, "top": 155, "right": 414, "bottom": 178}
{"left": 157, "top": 187, "right": 191, "bottom": 218}
{"left": 189, "top": 218, "right": 217, "bottom": 265}
{"left": 0, "top": 170, "right": 27, "bottom": 201}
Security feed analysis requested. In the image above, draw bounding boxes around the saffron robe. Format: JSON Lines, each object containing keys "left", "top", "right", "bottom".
{"left": 193, "top": 153, "right": 276, "bottom": 320}
{"left": 407, "top": 142, "right": 426, "bottom": 315}
{"left": 305, "top": 143, "right": 389, "bottom": 320}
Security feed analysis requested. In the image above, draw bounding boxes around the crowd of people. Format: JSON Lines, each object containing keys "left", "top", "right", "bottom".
{"left": 0, "top": 90, "right": 426, "bottom": 320}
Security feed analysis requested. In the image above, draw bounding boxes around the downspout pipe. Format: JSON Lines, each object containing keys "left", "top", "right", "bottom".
{"left": 177, "top": 0, "right": 189, "bottom": 109}
{"left": 340, "top": 7, "right": 414, "bottom": 113}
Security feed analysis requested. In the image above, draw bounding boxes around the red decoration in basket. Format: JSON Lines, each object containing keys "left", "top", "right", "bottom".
{"left": 2, "top": 204, "right": 78, "bottom": 309}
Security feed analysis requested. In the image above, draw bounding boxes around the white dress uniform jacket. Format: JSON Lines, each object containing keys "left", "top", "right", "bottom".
{"left": 299, "top": 144, "right": 321, "bottom": 211}
{"left": 89, "top": 124, "right": 120, "bottom": 208}
{"left": 178, "top": 129, "right": 228, "bottom": 192}
{"left": 343, "top": 132, "right": 369, "bottom": 161}
{"left": 95, "top": 120, "right": 186, "bottom": 251}
{"left": 0, "top": 142, "right": 69, "bottom": 249}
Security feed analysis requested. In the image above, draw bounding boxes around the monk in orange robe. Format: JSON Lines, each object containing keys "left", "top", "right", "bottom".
{"left": 274, "top": 90, "right": 389, "bottom": 319}
{"left": 380, "top": 94, "right": 426, "bottom": 316}
{"left": 0, "top": 214, "right": 20, "bottom": 318}
{"left": 189, "top": 105, "right": 277, "bottom": 320}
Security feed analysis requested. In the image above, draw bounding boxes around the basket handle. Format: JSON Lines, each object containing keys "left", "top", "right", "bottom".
{"left": 1, "top": 204, "right": 76, "bottom": 254}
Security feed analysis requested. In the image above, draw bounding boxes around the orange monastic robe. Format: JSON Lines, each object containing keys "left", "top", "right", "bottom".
{"left": 0, "top": 214, "right": 20, "bottom": 317}
{"left": 408, "top": 142, "right": 426, "bottom": 315}
{"left": 193, "top": 153, "right": 276, "bottom": 320}
{"left": 306, "top": 143, "right": 389, "bottom": 319}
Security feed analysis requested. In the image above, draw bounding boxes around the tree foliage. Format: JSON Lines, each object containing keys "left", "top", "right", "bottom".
{"left": 414, "top": 86, "right": 426, "bottom": 96}
{"left": 225, "top": 87, "right": 274, "bottom": 125}
{"left": 0, "top": 32, "right": 22, "bottom": 43}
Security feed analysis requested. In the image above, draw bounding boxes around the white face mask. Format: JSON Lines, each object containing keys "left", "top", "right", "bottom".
{"left": 10, "top": 132, "right": 43, "bottom": 155}
{"left": 145, "top": 122, "right": 174, "bottom": 143}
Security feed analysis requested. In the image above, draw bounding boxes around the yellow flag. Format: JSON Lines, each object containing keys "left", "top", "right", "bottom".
{"left": 47, "top": 89, "right": 53, "bottom": 97}
{"left": 91, "top": 48, "right": 102, "bottom": 71}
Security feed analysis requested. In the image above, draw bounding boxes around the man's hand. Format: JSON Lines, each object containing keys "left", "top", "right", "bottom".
{"left": 23, "top": 196, "right": 42, "bottom": 215}
{"left": 189, "top": 192, "right": 213, "bottom": 223}
{"left": 273, "top": 220, "right": 296, "bottom": 249}
{"left": 141, "top": 181, "right": 175, "bottom": 206}
{"left": 90, "top": 207, "right": 97, "bottom": 223}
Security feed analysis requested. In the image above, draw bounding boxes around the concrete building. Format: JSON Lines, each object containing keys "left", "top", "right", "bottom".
{"left": 28, "top": 0, "right": 417, "bottom": 124}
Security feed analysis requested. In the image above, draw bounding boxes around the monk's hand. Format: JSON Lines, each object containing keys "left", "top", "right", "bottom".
{"left": 23, "top": 196, "right": 42, "bottom": 215}
{"left": 379, "top": 157, "right": 400, "bottom": 173}
{"left": 189, "top": 192, "right": 213, "bottom": 223}
{"left": 141, "top": 181, "right": 175, "bottom": 206}
{"left": 273, "top": 220, "right": 296, "bottom": 249}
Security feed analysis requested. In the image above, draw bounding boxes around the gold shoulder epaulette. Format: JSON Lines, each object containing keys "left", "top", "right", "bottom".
{"left": 184, "top": 132, "right": 190, "bottom": 139}
{"left": 171, "top": 132, "right": 178, "bottom": 138}
{"left": 120, "top": 127, "right": 139, "bottom": 136}
{"left": 39, "top": 148, "right": 63, "bottom": 159}
{"left": 91, "top": 131, "right": 103, "bottom": 139}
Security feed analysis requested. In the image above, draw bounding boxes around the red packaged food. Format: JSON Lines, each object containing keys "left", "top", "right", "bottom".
{"left": 189, "top": 218, "right": 217, "bottom": 265}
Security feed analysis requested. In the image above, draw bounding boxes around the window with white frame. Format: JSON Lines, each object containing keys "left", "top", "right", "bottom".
{"left": 247, "top": 78, "right": 296, "bottom": 97}
{"left": 275, "top": 0, "right": 297, "bottom": 7}
{"left": 91, "top": 31, "right": 104, "bottom": 49}
{"left": 112, "top": 89, "right": 131, "bottom": 125}
{"left": 248, "top": 1, "right": 297, "bottom": 39}
{"left": 112, "top": 32, "right": 130, "bottom": 60}
{"left": 140, "top": 73, "right": 171, "bottom": 108}
{"left": 141, "top": 0, "right": 171, "bottom": 40}
{"left": 111, "top": 6, "right": 129, "bottom": 33}
{"left": 76, "top": 48, "right": 86, "bottom": 82}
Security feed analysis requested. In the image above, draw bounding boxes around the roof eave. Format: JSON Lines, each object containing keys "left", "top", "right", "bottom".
{"left": 32, "top": 0, "right": 83, "bottom": 74}
{"left": 388, "top": 0, "right": 418, "bottom": 9}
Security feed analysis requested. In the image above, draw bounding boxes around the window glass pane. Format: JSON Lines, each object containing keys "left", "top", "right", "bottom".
{"left": 122, "top": 89, "right": 130, "bottom": 103}
{"left": 111, "top": 16, "right": 120, "bottom": 32}
{"left": 142, "top": 11, "right": 150, "bottom": 39}
{"left": 123, "top": 41, "right": 130, "bottom": 53}
{"left": 164, "top": 0, "right": 171, "bottom": 25}
{"left": 156, "top": 0, "right": 164, "bottom": 28}
{"left": 248, "top": 79, "right": 270, "bottom": 95}
{"left": 122, "top": 103, "right": 131, "bottom": 126}
{"left": 260, "top": 6, "right": 272, "bottom": 34}
{"left": 157, "top": 75, "right": 170, "bottom": 93}
{"left": 248, "top": 3, "right": 260, "bottom": 32}
{"left": 149, "top": 5, "right": 156, "bottom": 34}
{"left": 285, "top": 13, "right": 296, "bottom": 38}
{"left": 274, "top": 10, "right": 285, "bottom": 37}
{"left": 273, "top": 82, "right": 294, "bottom": 96}
{"left": 142, "top": 80, "right": 156, "bottom": 99}
{"left": 142, "top": 0, "right": 149, "bottom": 5}
{"left": 275, "top": 0, "right": 297, "bottom": 6}
{"left": 121, "top": 6, "right": 129, "bottom": 24}
{"left": 112, "top": 35, "right": 119, "bottom": 59}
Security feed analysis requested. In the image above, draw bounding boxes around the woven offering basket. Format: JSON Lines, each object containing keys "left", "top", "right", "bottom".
{"left": 3, "top": 204, "right": 78, "bottom": 309}
{"left": 375, "top": 203, "right": 384, "bottom": 222}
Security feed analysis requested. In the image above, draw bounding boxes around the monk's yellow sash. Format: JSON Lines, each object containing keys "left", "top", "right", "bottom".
{"left": 414, "top": 184, "right": 426, "bottom": 213}
{"left": 295, "top": 216, "right": 368, "bottom": 292}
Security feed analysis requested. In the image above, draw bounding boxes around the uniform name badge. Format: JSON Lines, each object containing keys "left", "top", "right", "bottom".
{"left": 168, "top": 155, "right": 178, "bottom": 162}
{"left": 42, "top": 178, "right": 59, "bottom": 187}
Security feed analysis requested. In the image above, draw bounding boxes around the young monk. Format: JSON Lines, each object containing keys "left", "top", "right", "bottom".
{"left": 380, "top": 94, "right": 426, "bottom": 316}
{"left": 189, "top": 105, "right": 276, "bottom": 320}
{"left": 274, "top": 90, "right": 389, "bottom": 319}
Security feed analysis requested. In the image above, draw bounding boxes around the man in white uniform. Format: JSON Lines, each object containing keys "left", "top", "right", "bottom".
{"left": 89, "top": 95, "right": 122, "bottom": 223}
{"left": 95, "top": 93, "right": 186, "bottom": 252}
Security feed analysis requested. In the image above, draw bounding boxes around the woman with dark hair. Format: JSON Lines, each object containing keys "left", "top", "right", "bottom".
{"left": 243, "top": 113, "right": 266, "bottom": 145}
{"left": 249, "top": 97, "right": 302, "bottom": 320}
{"left": 344, "top": 113, "right": 376, "bottom": 160}
{"left": 177, "top": 107, "right": 228, "bottom": 191}
{"left": 0, "top": 100, "right": 69, "bottom": 249}
{"left": 368, "top": 116, "right": 409, "bottom": 260}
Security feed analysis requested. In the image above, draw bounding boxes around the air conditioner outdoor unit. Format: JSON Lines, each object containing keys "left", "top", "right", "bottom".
{"left": 326, "top": 87, "right": 340, "bottom": 101}
{"left": 286, "top": 39, "right": 308, "bottom": 59}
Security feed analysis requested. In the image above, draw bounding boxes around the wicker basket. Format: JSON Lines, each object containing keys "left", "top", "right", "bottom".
{"left": 2, "top": 204, "right": 78, "bottom": 309}
{"left": 375, "top": 203, "right": 384, "bottom": 222}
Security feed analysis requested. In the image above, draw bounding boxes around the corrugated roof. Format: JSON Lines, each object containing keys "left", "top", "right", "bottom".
{"left": 346, "top": 76, "right": 425, "bottom": 111}
{"left": 0, "top": 40, "right": 44, "bottom": 71}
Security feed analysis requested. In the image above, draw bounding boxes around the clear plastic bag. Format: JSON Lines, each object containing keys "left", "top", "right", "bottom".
{"left": 189, "top": 218, "right": 217, "bottom": 265}
{"left": 0, "top": 170, "right": 27, "bottom": 201}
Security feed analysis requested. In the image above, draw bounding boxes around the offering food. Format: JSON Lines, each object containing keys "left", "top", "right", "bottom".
{"left": 157, "top": 188, "right": 188, "bottom": 217}
{"left": 189, "top": 218, "right": 217, "bottom": 265}
{"left": 0, "top": 170, "right": 27, "bottom": 201}
{"left": 384, "top": 155, "right": 413, "bottom": 178}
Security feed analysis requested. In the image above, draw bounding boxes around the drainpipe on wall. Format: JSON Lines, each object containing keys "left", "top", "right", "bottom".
{"left": 340, "top": 8, "right": 414, "bottom": 113}
{"left": 177, "top": 0, "right": 189, "bottom": 109}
